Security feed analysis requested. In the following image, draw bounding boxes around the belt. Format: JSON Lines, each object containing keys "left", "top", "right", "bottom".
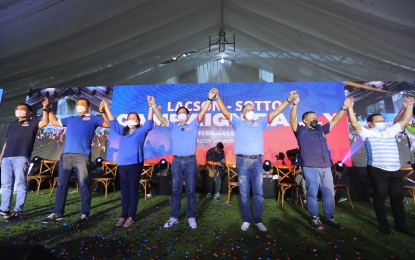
{"left": 237, "top": 154, "right": 262, "bottom": 159}
{"left": 174, "top": 154, "right": 195, "bottom": 159}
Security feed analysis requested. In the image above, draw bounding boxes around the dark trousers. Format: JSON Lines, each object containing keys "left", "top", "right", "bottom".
{"left": 207, "top": 167, "right": 223, "bottom": 194}
{"left": 118, "top": 163, "right": 143, "bottom": 220}
{"left": 367, "top": 166, "right": 407, "bottom": 229}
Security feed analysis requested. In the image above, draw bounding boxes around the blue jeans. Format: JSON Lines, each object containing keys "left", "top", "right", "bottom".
{"left": 170, "top": 157, "right": 197, "bottom": 219}
{"left": 303, "top": 167, "right": 335, "bottom": 219}
{"left": 54, "top": 153, "right": 91, "bottom": 217}
{"left": 118, "top": 163, "right": 143, "bottom": 220}
{"left": 1, "top": 157, "right": 30, "bottom": 212}
{"left": 237, "top": 156, "right": 264, "bottom": 223}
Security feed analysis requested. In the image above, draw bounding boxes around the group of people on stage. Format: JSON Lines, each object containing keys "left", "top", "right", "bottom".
{"left": 0, "top": 88, "right": 414, "bottom": 236}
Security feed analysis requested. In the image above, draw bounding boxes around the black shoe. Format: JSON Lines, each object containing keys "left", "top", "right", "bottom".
{"left": 310, "top": 216, "right": 323, "bottom": 229}
{"left": 396, "top": 227, "right": 415, "bottom": 237}
{"left": 7, "top": 211, "right": 23, "bottom": 221}
{"left": 0, "top": 210, "right": 11, "bottom": 219}
{"left": 378, "top": 225, "right": 392, "bottom": 235}
{"left": 321, "top": 217, "right": 343, "bottom": 229}
{"left": 41, "top": 213, "right": 63, "bottom": 223}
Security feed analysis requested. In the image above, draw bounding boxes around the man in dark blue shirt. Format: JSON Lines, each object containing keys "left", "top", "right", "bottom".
{"left": 0, "top": 99, "right": 50, "bottom": 220}
{"left": 290, "top": 93, "right": 352, "bottom": 229}
{"left": 206, "top": 142, "right": 226, "bottom": 200}
{"left": 42, "top": 98, "right": 110, "bottom": 223}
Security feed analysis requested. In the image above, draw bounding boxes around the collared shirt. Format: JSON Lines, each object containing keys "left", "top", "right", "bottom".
{"left": 167, "top": 119, "right": 200, "bottom": 156}
{"left": 110, "top": 119, "right": 154, "bottom": 165}
{"left": 295, "top": 123, "right": 331, "bottom": 168}
{"left": 60, "top": 115, "right": 104, "bottom": 154}
{"left": 357, "top": 123, "right": 402, "bottom": 171}
{"left": 230, "top": 114, "right": 269, "bottom": 155}
{"left": 3, "top": 118, "right": 40, "bottom": 158}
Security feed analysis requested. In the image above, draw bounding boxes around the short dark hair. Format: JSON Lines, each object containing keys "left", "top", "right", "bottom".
{"left": 16, "top": 103, "right": 33, "bottom": 112}
{"left": 216, "top": 142, "right": 224, "bottom": 150}
{"left": 367, "top": 113, "right": 382, "bottom": 123}
{"left": 302, "top": 111, "right": 315, "bottom": 120}
{"left": 78, "top": 98, "right": 90, "bottom": 106}
{"left": 176, "top": 106, "right": 189, "bottom": 115}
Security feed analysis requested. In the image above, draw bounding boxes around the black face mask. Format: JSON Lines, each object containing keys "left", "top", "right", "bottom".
{"left": 310, "top": 119, "right": 319, "bottom": 128}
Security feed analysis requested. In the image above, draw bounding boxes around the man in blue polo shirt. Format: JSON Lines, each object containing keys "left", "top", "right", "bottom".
{"left": 148, "top": 88, "right": 216, "bottom": 229}
{"left": 216, "top": 89, "right": 296, "bottom": 232}
{"left": 0, "top": 99, "right": 50, "bottom": 220}
{"left": 290, "top": 93, "right": 352, "bottom": 229}
{"left": 42, "top": 98, "right": 110, "bottom": 223}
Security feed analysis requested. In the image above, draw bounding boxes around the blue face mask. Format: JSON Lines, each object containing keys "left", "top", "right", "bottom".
{"left": 375, "top": 122, "right": 387, "bottom": 131}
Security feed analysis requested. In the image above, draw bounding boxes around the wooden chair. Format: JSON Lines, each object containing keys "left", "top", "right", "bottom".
{"left": 401, "top": 166, "right": 415, "bottom": 206}
{"left": 93, "top": 161, "right": 118, "bottom": 198}
{"left": 140, "top": 162, "right": 155, "bottom": 201}
{"left": 27, "top": 159, "right": 58, "bottom": 195}
{"left": 49, "top": 171, "right": 79, "bottom": 197}
{"left": 333, "top": 170, "right": 354, "bottom": 209}
{"left": 275, "top": 165, "right": 303, "bottom": 207}
{"left": 226, "top": 164, "right": 238, "bottom": 204}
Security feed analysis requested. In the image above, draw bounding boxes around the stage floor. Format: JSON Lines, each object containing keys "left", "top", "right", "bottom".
{"left": 0, "top": 189, "right": 414, "bottom": 259}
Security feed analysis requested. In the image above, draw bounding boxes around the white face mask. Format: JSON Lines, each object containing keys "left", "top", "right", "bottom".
{"left": 375, "top": 122, "right": 387, "bottom": 131}
{"left": 177, "top": 113, "right": 187, "bottom": 122}
{"left": 126, "top": 120, "right": 138, "bottom": 128}
{"left": 245, "top": 111, "right": 255, "bottom": 121}
{"left": 15, "top": 109, "right": 27, "bottom": 118}
{"left": 76, "top": 105, "right": 87, "bottom": 113}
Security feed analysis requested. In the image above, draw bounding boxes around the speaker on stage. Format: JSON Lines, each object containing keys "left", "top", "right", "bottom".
{"left": 0, "top": 243, "right": 57, "bottom": 260}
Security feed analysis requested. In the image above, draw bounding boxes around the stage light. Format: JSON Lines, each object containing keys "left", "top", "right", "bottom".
{"left": 31, "top": 156, "right": 42, "bottom": 164}
{"left": 220, "top": 57, "right": 225, "bottom": 64}
{"left": 159, "top": 158, "right": 168, "bottom": 170}
{"left": 105, "top": 86, "right": 111, "bottom": 95}
{"left": 263, "top": 160, "right": 272, "bottom": 171}
{"left": 335, "top": 161, "right": 346, "bottom": 173}
{"left": 27, "top": 89, "right": 34, "bottom": 97}
{"left": 77, "top": 87, "right": 82, "bottom": 95}
{"left": 37, "top": 90, "right": 41, "bottom": 98}
{"left": 45, "top": 91, "right": 50, "bottom": 97}
{"left": 95, "top": 157, "right": 103, "bottom": 167}
{"left": 54, "top": 90, "right": 58, "bottom": 98}
{"left": 91, "top": 89, "right": 97, "bottom": 96}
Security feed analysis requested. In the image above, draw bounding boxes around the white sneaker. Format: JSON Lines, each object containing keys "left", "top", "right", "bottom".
{"left": 241, "top": 222, "right": 250, "bottom": 231}
{"left": 254, "top": 222, "right": 267, "bottom": 232}
{"left": 163, "top": 217, "right": 178, "bottom": 228}
{"left": 188, "top": 218, "right": 197, "bottom": 229}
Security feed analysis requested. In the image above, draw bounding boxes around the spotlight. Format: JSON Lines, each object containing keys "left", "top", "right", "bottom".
{"left": 91, "top": 89, "right": 97, "bottom": 96}
{"left": 263, "top": 160, "right": 272, "bottom": 171}
{"left": 45, "top": 91, "right": 50, "bottom": 97}
{"left": 37, "top": 90, "right": 41, "bottom": 98}
{"left": 220, "top": 57, "right": 225, "bottom": 64}
{"left": 335, "top": 161, "right": 346, "bottom": 172}
{"left": 27, "top": 89, "right": 33, "bottom": 97}
{"left": 31, "top": 156, "right": 42, "bottom": 164}
{"left": 95, "top": 157, "right": 103, "bottom": 167}
{"left": 159, "top": 158, "right": 168, "bottom": 170}
{"left": 54, "top": 90, "right": 58, "bottom": 98}
{"left": 77, "top": 87, "right": 82, "bottom": 95}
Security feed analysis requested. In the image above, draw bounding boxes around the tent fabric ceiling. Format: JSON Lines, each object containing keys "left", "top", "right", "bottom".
{"left": 0, "top": 0, "right": 414, "bottom": 109}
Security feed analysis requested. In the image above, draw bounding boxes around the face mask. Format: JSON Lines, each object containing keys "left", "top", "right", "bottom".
{"left": 310, "top": 119, "right": 319, "bottom": 128}
{"left": 245, "top": 111, "right": 255, "bottom": 121}
{"left": 15, "top": 109, "right": 27, "bottom": 118}
{"left": 177, "top": 113, "right": 187, "bottom": 122}
{"left": 76, "top": 105, "right": 87, "bottom": 113}
{"left": 375, "top": 122, "right": 387, "bottom": 131}
{"left": 126, "top": 120, "right": 138, "bottom": 128}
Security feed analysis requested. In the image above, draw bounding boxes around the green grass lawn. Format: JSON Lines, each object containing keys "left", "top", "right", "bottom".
{"left": 0, "top": 189, "right": 414, "bottom": 259}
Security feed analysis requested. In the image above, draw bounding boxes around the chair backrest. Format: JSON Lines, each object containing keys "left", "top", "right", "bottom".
{"left": 101, "top": 161, "right": 118, "bottom": 178}
{"left": 226, "top": 164, "right": 237, "bottom": 182}
{"left": 142, "top": 163, "right": 155, "bottom": 180}
{"left": 401, "top": 166, "right": 415, "bottom": 184}
{"left": 275, "top": 165, "right": 297, "bottom": 183}
{"left": 35, "top": 159, "right": 58, "bottom": 177}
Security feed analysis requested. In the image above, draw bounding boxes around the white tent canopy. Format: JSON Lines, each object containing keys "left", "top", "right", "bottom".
{"left": 0, "top": 0, "right": 414, "bottom": 119}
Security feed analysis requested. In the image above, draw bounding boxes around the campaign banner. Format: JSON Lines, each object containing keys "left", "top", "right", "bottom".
{"left": 107, "top": 82, "right": 350, "bottom": 166}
